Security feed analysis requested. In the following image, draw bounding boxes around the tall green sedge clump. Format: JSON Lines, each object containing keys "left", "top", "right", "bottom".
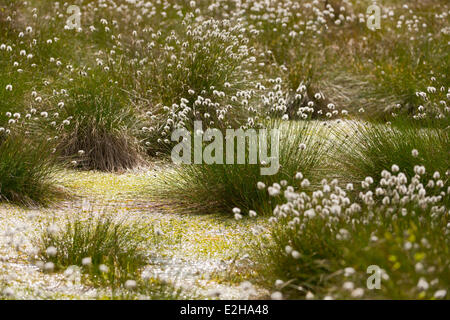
{"left": 52, "top": 70, "right": 142, "bottom": 171}
{"left": 37, "top": 215, "right": 148, "bottom": 288}
{"left": 255, "top": 164, "right": 449, "bottom": 299}
{"left": 334, "top": 119, "right": 449, "bottom": 190}
{"left": 157, "top": 120, "right": 330, "bottom": 215}
{"left": 0, "top": 132, "right": 57, "bottom": 206}
{"left": 0, "top": 14, "right": 58, "bottom": 206}
{"left": 36, "top": 214, "right": 187, "bottom": 299}
{"left": 135, "top": 16, "right": 259, "bottom": 154}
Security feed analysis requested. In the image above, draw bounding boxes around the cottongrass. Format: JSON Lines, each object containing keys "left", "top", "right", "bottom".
{"left": 50, "top": 71, "right": 143, "bottom": 172}
{"left": 1, "top": 0, "right": 449, "bottom": 301}
{"left": 333, "top": 119, "right": 449, "bottom": 190}
{"left": 155, "top": 120, "right": 331, "bottom": 215}
{"left": 254, "top": 164, "right": 449, "bottom": 299}
{"left": 36, "top": 214, "right": 149, "bottom": 288}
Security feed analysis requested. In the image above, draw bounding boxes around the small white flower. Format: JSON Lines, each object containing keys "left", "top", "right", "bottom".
{"left": 434, "top": 289, "right": 447, "bottom": 299}
{"left": 82, "top": 257, "right": 92, "bottom": 266}
{"left": 344, "top": 267, "right": 355, "bottom": 277}
{"left": 330, "top": 204, "right": 342, "bottom": 215}
{"left": 365, "top": 176, "right": 374, "bottom": 184}
{"left": 404, "top": 241, "right": 412, "bottom": 250}
{"left": 415, "top": 262, "right": 424, "bottom": 273}
{"left": 351, "top": 288, "right": 364, "bottom": 298}
{"left": 249, "top": 210, "right": 257, "bottom": 217}
{"left": 5, "top": 84, "right": 12, "bottom": 91}
{"left": 304, "top": 208, "right": 315, "bottom": 218}
{"left": 343, "top": 281, "right": 354, "bottom": 291}
{"left": 411, "top": 149, "right": 419, "bottom": 157}
{"left": 300, "top": 179, "right": 310, "bottom": 188}
{"left": 46, "top": 246, "right": 57, "bottom": 257}
{"left": 274, "top": 280, "right": 284, "bottom": 289}
{"left": 417, "top": 278, "right": 429, "bottom": 291}
{"left": 232, "top": 207, "right": 241, "bottom": 214}
{"left": 125, "top": 280, "right": 137, "bottom": 290}
{"left": 305, "top": 291, "right": 315, "bottom": 299}
{"left": 414, "top": 165, "right": 426, "bottom": 175}
{"left": 257, "top": 181, "right": 266, "bottom": 190}
{"left": 268, "top": 186, "right": 280, "bottom": 196}
{"left": 99, "top": 264, "right": 109, "bottom": 273}
{"left": 271, "top": 291, "right": 283, "bottom": 300}
{"left": 44, "top": 262, "right": 55, "bottom": 272}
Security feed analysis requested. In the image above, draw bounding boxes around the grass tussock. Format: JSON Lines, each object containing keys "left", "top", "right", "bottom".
{"left": 334, "top": 119, "right": 449, "bottom": 188}
{"left": 156, "top": 120, "right": 330, "bottom": 215}
{"left": 0, "top": 133, "right": 57, "bottom": 206}
{"left": 255, "top": 165, "right": 449, "bottom": 299}
{"left": 53, "top": 72, "right": 143, "bottom": 171}
{"left": 37, "top": 215, "right": 149, "bottom": 288}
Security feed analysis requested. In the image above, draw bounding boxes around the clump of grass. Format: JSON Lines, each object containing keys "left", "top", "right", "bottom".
{"left": 334, "top": 119, "right": 449, "bottom": 188}
{"left": 37, "top": 215, "right": 149, "bottom": 288}
{"left": 355, "top": 33, "right": 449, "bottom": 120}
{"left": 132, "top": 17, "right": 258, "bottom": 155}
{"left": 156, "top": 120, "right": 330, "bottom": 215}
{"left": 53, "top": 71, "right": 142, "bottom": 171}
{"left": 0, "top": 133, "right": 57, "bottom": 206}
{"left": 255, "top": 166, "right": 449, "bottom": 299}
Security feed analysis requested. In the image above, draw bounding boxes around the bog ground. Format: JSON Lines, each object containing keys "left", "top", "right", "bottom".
{"left": 0, "top": 1, "right": 449, "bottom": 300}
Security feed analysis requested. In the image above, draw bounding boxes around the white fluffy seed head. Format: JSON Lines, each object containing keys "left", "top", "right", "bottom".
{"left": 46, "top": 246, "right": 57, "bottom": 257}
{"left": 125, "top": 280, "right": 137, "bottom": 290}
{"left": 82, "top": 257, "right": 92, "bottom": 266}
{"left": 271, "top": 291, "right": 283, "bottom": 300}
